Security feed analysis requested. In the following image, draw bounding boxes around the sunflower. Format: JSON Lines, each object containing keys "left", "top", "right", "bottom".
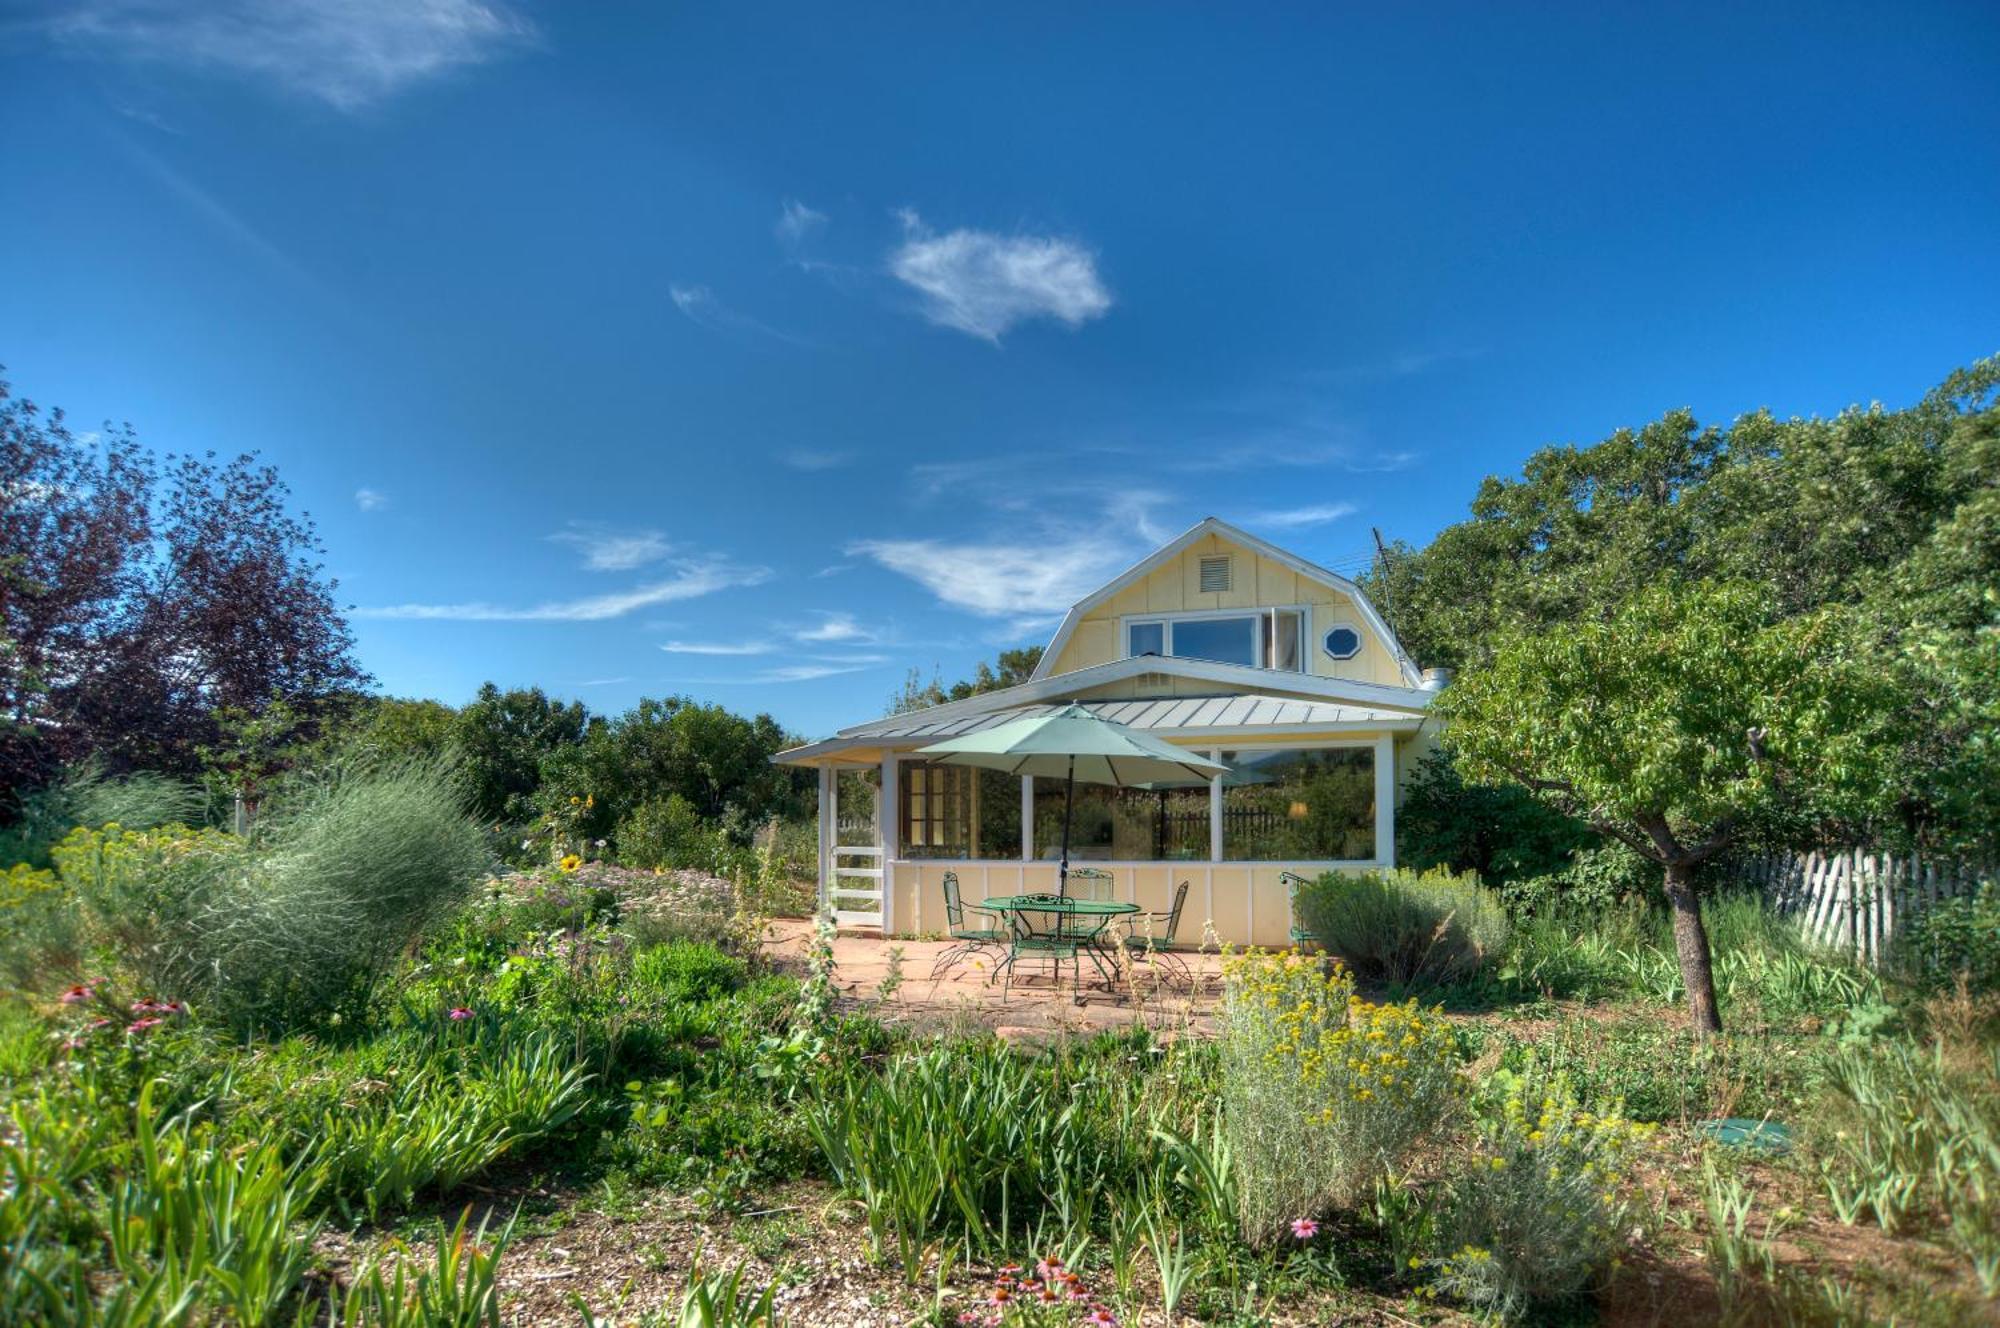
{"left": 558, "top": 853, "right": 583, "bottom": 873}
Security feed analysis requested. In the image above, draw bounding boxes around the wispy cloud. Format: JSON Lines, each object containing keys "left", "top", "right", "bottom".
{"left": 794, "top": 611, "right": 874, "bottom": 644}
{"left": 358, "top": 558, "right": 770, "bottom": 622}
{"left": 1239, "top": 502, "right": 1358, "bottom": 530}
{"left": 549, "top": 526, "right": 671, "bottom": 572}
{"left": 775, "top": 198, "right": 827, "bottom": 246}
{"left": 888, "top": 211, "right": 1111, "bottom": 342}
{"left": 849, "top": 532, "right": 1131, "bottom": 619}
{"left": 660, "top": 640, "right": 774, "bottom": 656}
{"left": 665, "top": 657, "right": 887, "bottom": 685}
{"left": 354, "top": 487, "right": 387, "bottom": 512}
{"left": 45, "top": 0, "right": 535, "bottom": 110}
{"left": 812, "top": 563, "right": 853, "bottom": 579}
{"left": 114, "top": 132, "right": 334, "bottom": 301}
{"left": 779, "top": 448, "right": 851, "bottom": 471}
{"left": 669, "top": 284, "right": 806, "bottom": 345}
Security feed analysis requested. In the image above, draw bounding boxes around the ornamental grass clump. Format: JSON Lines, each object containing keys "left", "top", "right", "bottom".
{"left": 1295, "top": 866, "right": 1509, "bottom": 989}
{"left": 1218, "top": 950, "right": 1462, "bottom": 1245}
{"left": 1428, "top": 1069, "right": 1652, "bottom": 1322}
{"left": 49, "top": 758, "right": 489, "bottom": 1035}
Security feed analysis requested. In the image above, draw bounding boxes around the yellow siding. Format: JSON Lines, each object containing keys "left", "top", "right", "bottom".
{"left": 885, "top": 859, "right": 1368, "bottom": 949}
{"left": 1046, "top": 532, "right": 1404, "bottom": 685}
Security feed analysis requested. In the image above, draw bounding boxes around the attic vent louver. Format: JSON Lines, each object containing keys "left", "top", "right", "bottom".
{"left": 1199, "top": 555, "right": 1232, "bottom": 593}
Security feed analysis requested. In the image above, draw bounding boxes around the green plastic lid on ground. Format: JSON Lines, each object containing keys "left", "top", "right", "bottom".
{"left": 1697, "top": 1117, "right": 1793, "bottom": 1155}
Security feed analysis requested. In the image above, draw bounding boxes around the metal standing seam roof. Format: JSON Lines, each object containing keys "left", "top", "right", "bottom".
{"left": 840, "top": 693, "right": 1414, "bottom": 743}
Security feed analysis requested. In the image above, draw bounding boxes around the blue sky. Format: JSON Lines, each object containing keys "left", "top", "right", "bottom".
{"left": 3, "top": 2, "right": 1996, "bottom": 738}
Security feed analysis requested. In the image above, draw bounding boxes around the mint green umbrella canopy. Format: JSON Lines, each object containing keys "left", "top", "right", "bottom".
{"left": 916, "top": 704, "right": 1228, "bottom": 896}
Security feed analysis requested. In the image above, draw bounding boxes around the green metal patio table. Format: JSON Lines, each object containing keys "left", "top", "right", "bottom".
{"left": 983, "top": 894, "right": 1139, "bottom": 994}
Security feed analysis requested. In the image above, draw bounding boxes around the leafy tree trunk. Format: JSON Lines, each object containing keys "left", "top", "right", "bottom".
{"left": 1662, "top": 860, "right": 1723, "bottom": 1036}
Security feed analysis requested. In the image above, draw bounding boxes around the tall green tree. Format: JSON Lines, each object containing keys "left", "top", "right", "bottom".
{"left": 540, "top": 696, "right": 804, "bottom": 842}
{"left": 1436, "top": 582, "right": 1905, "bottom": 1034}
{"left": 452, "top": 684, "right": 593, "bottom": 823}
{"left": 1368, "top": 356, "right": 1999, "bottom": 851}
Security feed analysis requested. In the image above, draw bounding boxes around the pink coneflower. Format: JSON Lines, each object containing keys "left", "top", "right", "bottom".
{"left": 1291, "top": 1217, "right": 1320, "bottom": 1240}
{"left": 60, "top": 985, "right": 92, "bottom": 1004}
{"left": 88, "top": 1018, "right": 113, "bottom": 1030}
{"left": 1085, "top": 1309, "right": 1118, "bottom": 1327}
{"left": 128, "top": 1017, "right": 163, "bottom": 1034}
{"left": 448, "top": 1006, "right": 474, "bottom": 1021}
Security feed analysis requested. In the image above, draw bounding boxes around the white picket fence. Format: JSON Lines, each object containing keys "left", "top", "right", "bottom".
{"left": 1740, "top": 849, "right": 1993, "bottom": 966}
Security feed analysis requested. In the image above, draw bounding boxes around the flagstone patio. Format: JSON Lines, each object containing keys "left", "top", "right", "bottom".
{"left": 761, "top": 917, "right": 1224, "bottom": 1041}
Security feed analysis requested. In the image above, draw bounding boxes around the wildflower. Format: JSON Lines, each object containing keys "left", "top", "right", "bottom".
{"left": 128, "top": 1017, "right": 163, "bottom": 1034}
{"left": 1291, "top": 1216, "right": 1320, "bottom": 1239}
{"left": 60, "top": 984, "right": 93, "bottom": 1004}
{"left": 448, "top": 1006, "right": 474, "bottom": 1021}
{"left": 1085, "top": 1310, "right": 1117, "bottom": 1327}
{"left": 559, "top": 854, "right": 582, "bottom": 872}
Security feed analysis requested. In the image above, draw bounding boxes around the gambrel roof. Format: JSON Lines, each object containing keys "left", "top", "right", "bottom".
{"left": 1030, "top": 516, "right": 1422, "bottom": 687}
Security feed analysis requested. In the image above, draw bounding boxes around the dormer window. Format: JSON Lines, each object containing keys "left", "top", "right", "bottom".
{"left": 1126, "top": 607, "right": 1306, "bottom": 670}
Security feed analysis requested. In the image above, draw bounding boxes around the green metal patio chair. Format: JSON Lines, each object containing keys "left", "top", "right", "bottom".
{"left": 929, "top": 872, "right": 1007, "bottom": 981}
{"left": 1067, "top": 866, "right": 1114, "bottom": 901}
{"left": 1121, "top": 878, "right": 1193, "bottom": 986}
{"left": 999, "top": 899, "right": 1106, "bottom": 996}
{"left": 1282, "top": 870, "right": 1319, "bottom": 948}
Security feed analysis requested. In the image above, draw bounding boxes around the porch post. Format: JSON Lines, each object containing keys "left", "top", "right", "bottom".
{"left": 816, "top": 764, "right": 835, "bottom": 915}
{"left": 1373, "top": 735, "right": 1396, "bottom": 866}
{"left": 1209, "top": 747, "right": 1224, "bottom": 862}
{"left": 878, "top": 752, "right": 899, "bottom": 933}
{"left": 1020, "top": 775, "right": 1033, "bottom": 861}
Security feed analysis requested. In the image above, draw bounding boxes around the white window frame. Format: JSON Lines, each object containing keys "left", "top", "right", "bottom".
{"left": 1321, "top": 620, "right": 1364, "bottom": 661}
{"left": 1122, "top": 604, "right": 1312, "bottom": 671}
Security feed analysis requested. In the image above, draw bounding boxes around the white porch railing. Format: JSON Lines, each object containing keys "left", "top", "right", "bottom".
{"left": 827, "top": 845, "right": 885, "bottom": 928}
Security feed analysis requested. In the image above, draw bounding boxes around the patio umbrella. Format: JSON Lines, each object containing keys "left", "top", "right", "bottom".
{"left": 916, "top": 704, "right": 1228, "bottom": 897}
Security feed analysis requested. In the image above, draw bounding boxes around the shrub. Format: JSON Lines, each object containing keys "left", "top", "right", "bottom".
{"left": 1217, "top": 951, "right": 1461, "bottom": 1245}
{"left": 617, "top": 793, "right": 734, "bottom": 873}
{"left": 1895, "top": 882, "right": 2000, "bottom": 993}
{"left": 634, "top": 940, "right": 748, "bottom": 1005}
{"left": 1296, "top": 866, "right": 1510, "bottom": 989}
{"left": 53, "top": 759, "right": 489, "bottom": 1034}
{"left": 1428, "top": 1069, "right": 1652, "bottom": 1321}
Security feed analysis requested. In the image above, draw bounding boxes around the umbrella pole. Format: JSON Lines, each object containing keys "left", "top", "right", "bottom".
{"left": 1059, "top": 754, "right": 1076, "bottom": 900}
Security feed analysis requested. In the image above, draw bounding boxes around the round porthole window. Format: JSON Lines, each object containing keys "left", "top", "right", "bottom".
{"left": 1322, "top": 625, "right": 1362, "bottom": 660}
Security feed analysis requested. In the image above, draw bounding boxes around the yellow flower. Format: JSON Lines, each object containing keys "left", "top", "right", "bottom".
{"left": 559, "top": 853, "right": 582, "bottom": 872}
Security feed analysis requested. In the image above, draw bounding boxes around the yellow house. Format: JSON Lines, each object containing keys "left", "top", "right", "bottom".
{"left": 774, "top": 517, "right": 1447, "bottom": 947}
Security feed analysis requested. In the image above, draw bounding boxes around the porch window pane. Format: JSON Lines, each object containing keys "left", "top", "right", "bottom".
{"left": 1129, "top": 620, "right": 1165, "bottom": 657}
{"left": 1031, "top": 779, "right": 1210, "bottom": 861}
{"left": 1219, "top": 747, "right": 1374, "bottom": 860}
{"left": 1170, "top": 615, "right": 1257, "bottom": 666}
{"left": 900, "top": 761, "right": 1019, "bottom": 859}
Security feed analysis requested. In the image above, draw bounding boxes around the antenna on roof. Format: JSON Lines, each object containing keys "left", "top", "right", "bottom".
{"left": 1369, "top": 526, "right": 1398, "bottom": 636}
